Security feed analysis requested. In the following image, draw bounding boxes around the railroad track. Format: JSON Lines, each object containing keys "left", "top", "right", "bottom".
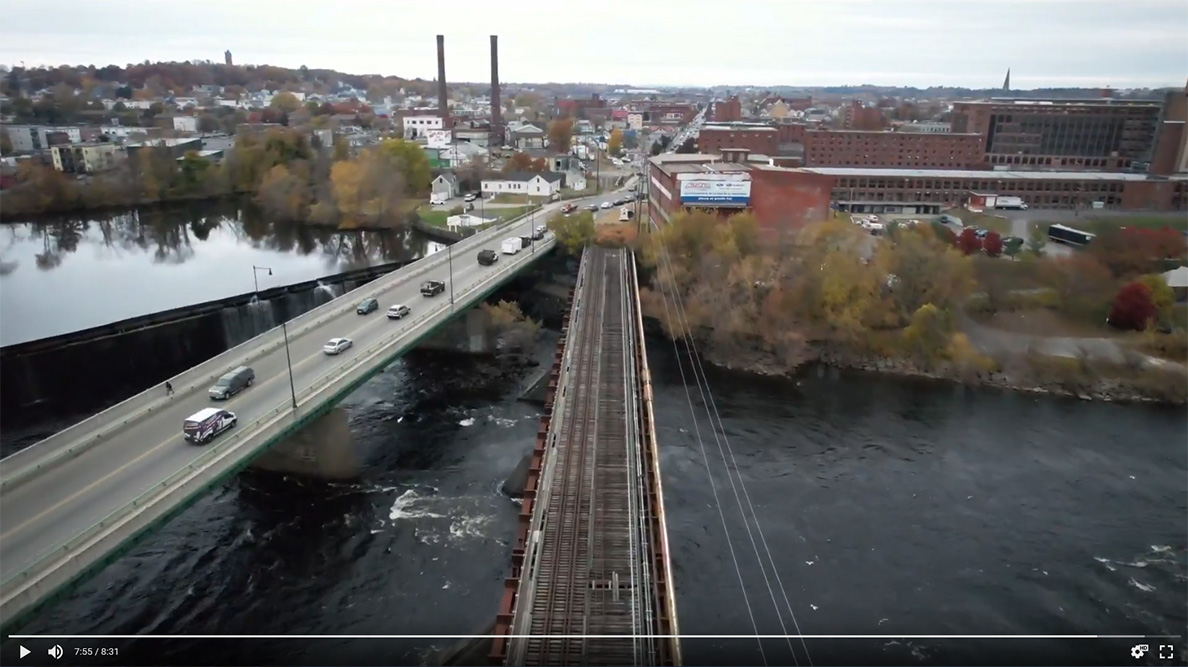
{"left": 512, "top": 247, "right": 659, "bottom": 666}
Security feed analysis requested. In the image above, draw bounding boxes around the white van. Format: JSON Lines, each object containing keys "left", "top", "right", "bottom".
{"left": 429, "top": 192, "right": 448, "bottom": 205}
{"left": 501, "top": 237, "right": 521, "bottom": 255}
{"left": 183, "top": 408, "right": 237, "bottom": 445}
{"left": 619, "top": 206, "right": 634, "bottom": 222}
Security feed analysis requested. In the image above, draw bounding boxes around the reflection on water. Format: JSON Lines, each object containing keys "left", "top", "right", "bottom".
{"left": 0, "top": 200, "right": 431, "bottom": 346}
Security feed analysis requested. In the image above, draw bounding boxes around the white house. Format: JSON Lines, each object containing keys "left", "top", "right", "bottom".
{"left": 481, "top": 171, "right": 564, "bottom": 198}
{"left": 439, "top": 143, "right": 488, "bottom": 168}
{"left": 565, "top": 171, "right": 588, "bottom": 192}
{"left": 446, "top": 213, "right": 495, "bottom": 231}
{"left": 431, "top": 173, "right": 460, "bottom": 199}
{"left": 172, "top": 116, "right": 199, "bottom": 133}
{"left": 507, "top": 121, "right": 546, "bottom": 150}
{"left": 404, "top": 114, "right": 444, "bottom": 139}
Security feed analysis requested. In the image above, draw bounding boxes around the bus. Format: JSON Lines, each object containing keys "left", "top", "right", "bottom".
{"left": 1047, "top": 223, "right": 1095, "bottom": 247}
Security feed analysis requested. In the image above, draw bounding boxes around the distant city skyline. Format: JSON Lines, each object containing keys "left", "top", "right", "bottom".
{"left": 1, "top": 0, "right": 1185, "bottom": 90}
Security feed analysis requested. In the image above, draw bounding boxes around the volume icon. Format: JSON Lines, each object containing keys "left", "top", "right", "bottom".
{"left": 48, "top": 645, "right": 63, "bottom": 660}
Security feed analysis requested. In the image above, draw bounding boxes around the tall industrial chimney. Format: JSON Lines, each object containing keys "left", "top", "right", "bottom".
{"left": 436, "top": 35, "right": 448, "bottom": 124}
{"left": 490, "top": 35, "right": 502, "bottom": 146}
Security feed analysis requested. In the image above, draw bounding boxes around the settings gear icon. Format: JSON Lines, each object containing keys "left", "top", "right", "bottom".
{"left": 1131, "top": 644, "right": 1149, "bottom": 659}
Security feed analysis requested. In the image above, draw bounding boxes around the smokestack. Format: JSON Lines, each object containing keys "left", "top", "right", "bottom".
{"left": 490, "top": 35, "right": 502, "bottom": 146}
{"left": 436, "top": 35, "right": 448, "bottom": 124}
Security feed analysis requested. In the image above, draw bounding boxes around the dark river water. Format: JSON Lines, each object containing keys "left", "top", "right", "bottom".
{"left": 3, "top": 330, "right": 1184, "bottom": 666}
{"left": 0, "top": 200, "right": 431, "bottom": 346}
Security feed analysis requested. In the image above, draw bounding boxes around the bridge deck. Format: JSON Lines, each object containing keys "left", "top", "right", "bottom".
{"left": 503, "top": 246, "right": 674, "bottom": 666}
{"left": 0, "top": 210, "right": 562, "bottom": 631}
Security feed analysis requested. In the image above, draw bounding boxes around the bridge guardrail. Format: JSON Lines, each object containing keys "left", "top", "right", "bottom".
{"left": 0, "top": 207, "right": 551, "bottom": 491}
{"left": 0, "top": 399, "right": 291, "bottom": 592}
{"left": 293, "top": 237, "right": 559, "bottom": 405}
{"left": 0, "top": 235, "right": 557, "bottom": 597}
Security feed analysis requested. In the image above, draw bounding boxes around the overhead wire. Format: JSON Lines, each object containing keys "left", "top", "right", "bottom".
{"left": 647, "top": 215, "right": 814, "bottom": 667}
{"left": 637, "top": 236, "right": 770, "bottom": 666}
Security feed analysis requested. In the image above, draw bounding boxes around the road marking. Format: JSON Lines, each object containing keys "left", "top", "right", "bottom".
{"left": 0, "top": 228, "right": 554, "bottom": 545}
{"left": 0, "top": 279, "right": 471, "bottom": 543}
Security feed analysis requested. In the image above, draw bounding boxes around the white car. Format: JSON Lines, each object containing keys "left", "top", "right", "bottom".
{"left": 323, "top": 337, "right": 353, "bottom": 355}
{"left": 600, "top": 201, "right": 613, "bottom": 209}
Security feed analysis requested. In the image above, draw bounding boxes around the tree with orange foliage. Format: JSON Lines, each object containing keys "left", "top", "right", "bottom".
{"left": 502, "top": 152, "right": 548, "bottom": 173}
{"left": 547, "top": 118, "right": 575, "bottom": 153}
{"left": 956, "top": 227, "right": 982, "bottom": 255}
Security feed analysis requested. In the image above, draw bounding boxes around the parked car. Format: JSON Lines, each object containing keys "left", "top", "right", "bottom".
{"left": 477, "top": 249, "right": 499, "bottom": 266}
{"left": 356, "top": 298, "right": 379, "bottom": 315}
{"left": 464, "top": 193, "right": 477, "bottom": 202}
{"left": 600, "top": 201, "right": 613, "bottom": 209}
{"left": 420, "top": 280, "right": 446, "bottom": 297}
{"left": 975, "top": 228, "right": 990, "bottom": 238}
{"left": 183, "top": 408, "right": 237, "bottom": 445}
{"left": 585, "top": 204, "right": 599, "bottom": 212}
{"left": 208, "top": 366, "right": 255, "bottom": 400}
{"left": 323, "top": 337, "right": 353, "bottom": 355}
{"left": 387, "top": 304, "right": 411, "bottom": 320}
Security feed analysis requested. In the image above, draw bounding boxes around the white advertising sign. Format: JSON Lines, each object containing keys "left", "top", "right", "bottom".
{"left": 678, "top": 176, "right": 752, "bottom": 206}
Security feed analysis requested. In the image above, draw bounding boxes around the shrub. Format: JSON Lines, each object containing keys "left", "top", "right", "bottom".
{"left": 983, "top": 231, "right": 1004, "bottom": 257}
{"left": 1108, "top": 282, "right": 1157, "bottom": 331}
{"left": 1136, "top": 273, "right": 1175, "bottom": 323}
{"left": 956, "top": 227, "right": 982, "bottom": 255}
{"left": 1137, "top": 332, "right": 1188, "bottom": 362}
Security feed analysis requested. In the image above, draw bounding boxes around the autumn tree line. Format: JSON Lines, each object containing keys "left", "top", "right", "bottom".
{"left": 544, "top": 208, "right": 1187, "bottom": 397}
{"left": 2, "top": 129, "right": 434, "bottom": 229}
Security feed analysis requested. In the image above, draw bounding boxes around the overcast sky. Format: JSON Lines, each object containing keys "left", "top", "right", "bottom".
{"left": 1, "top": 0, "right": 1185, "bottom": 89}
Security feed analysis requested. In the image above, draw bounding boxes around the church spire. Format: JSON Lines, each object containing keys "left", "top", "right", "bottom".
{"left": 1003, "top": 68, "right": 1011, "bottom": 92}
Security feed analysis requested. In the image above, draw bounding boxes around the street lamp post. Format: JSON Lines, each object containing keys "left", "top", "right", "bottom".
{"left": 253, "top": 265, "right": 298, "bottom": 410}
{"left": 447, "top": 242, "right": 455, "bottom": 311}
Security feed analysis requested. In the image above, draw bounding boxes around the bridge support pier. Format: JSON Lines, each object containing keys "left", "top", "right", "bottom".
{"left": 416, "top": 306, "right": 495, "bottom": 354}
{"left": 250, "top": 408, "right": 360, "bottom": 480}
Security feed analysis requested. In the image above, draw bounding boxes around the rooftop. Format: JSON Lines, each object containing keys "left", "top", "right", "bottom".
{"left": 489, "top": 170, "right": 565, "bottom": 182}
{"left": 702, "top": 123, "right": 777, "bottom": 132}
{"left": 802, "top": 167, "right": 1155, "bottom": 181}
{"left": 960, "top": 97, "right": 1162, "bottom": 108}
{"left": 125, "top": 137, "right": 202, "bottom": 148}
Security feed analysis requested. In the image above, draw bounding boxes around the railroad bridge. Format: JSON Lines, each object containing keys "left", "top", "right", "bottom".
{"left": 492, "top": 246, "right": 681, "bottom": 666}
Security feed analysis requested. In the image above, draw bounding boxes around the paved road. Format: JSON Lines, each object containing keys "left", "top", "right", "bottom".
{"left": 0, "top": 206, "right": 575, "bottom": 584}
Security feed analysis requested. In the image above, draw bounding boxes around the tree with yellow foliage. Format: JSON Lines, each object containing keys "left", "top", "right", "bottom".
{"left": 607, "top": 128, "right": 623, "bottom": 157}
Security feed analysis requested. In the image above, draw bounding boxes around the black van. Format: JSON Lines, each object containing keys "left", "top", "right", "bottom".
{"left": 477, "top": 249, "right": 499, "bottom": 266}
{"left": 208, "top": 366, "right": 255, "bottom": 400}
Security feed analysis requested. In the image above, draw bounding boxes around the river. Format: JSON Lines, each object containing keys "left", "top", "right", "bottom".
{"left": 0, "top": 200, "right": 431, "bottom": 346}
{"left": 3, "top": 331, "right": 1183, "bottom": 666}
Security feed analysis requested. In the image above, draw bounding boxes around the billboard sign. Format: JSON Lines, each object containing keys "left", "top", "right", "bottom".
{"left": 679, "top": 175, "right": 751, "bottom": 206}
{"left": 426, "top": 129, "right": 452, "bottom": 149}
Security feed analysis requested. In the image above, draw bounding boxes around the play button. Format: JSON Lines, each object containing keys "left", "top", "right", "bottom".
{"left": 19, "top": 646, "right": 30, "bottom": 659}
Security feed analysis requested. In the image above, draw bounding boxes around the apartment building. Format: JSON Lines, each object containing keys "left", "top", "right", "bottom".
{"left": 802, "top": 129, "right": 985, "bottom": 169}
{"left": 819, "top": 167, "right": 1185, "bottom": 213}
{"left": 950, "top": 96, "right": 1163, "bottom": 171}
{"left": 698, "top": 123, "right": 779, "bottom": 156}
{"left": 50, "top": 143, "right": 122, "bottom": 174}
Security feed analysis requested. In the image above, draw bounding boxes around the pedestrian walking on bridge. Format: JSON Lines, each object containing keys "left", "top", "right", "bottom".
{"left": 165, "top": 381, "right": 174, "bottom": 396}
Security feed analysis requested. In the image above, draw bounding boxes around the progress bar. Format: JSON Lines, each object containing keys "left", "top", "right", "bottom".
{"left": 8, "top": 634, "right": 1183, "bottom": 639}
